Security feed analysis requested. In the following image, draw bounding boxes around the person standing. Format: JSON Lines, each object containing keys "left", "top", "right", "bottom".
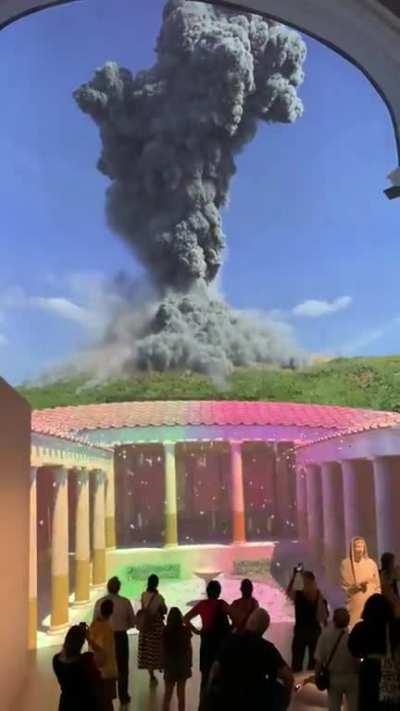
{"left": 230, "top": 579, "right": 259, "bottom": 632}
{"left": 314, "top": 608, "right": 358, "bottom": 711}
{"left": 206, "top": 608, "right": 294, "bottom": 711}
{"left": 93, "top": 576, "right": 136, "bottom": 705}
{"left": 349, "top": 593, "right": 400, "bottom": 710}
{"left": 53, "top": 624, "right": 103, "bottom": 711}
{"left": 340, "top": 537, "right": 381, "bottom": 628}
{"left": 184, "top": 580, "right": 232, "bottom": 703}
{"left": 162, "top": 607, "right": 192, "bottom": 711}
{"left": 380, "top": 552, "right": 400, "bottom": 614}
{"left": 89, "top": 599, "right": 119, "bottom": 711}
{"left": 286, "top": 569, "right": 328, "bottom": 672}
{"left": 137, "top": 574, "right": 167, "bottom": 685}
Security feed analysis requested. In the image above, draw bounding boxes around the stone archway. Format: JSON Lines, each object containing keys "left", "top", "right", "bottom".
{"left": 1, "top": 0, "right": 399, "bottom": 196}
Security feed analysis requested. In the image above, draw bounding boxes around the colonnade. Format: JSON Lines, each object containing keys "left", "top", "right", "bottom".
{"left": 29, "top": 438, "right": 295, "bottom": 647}
{"left": 154, "top": 439, "right": 295, "bottom": 546}
{"left": 29, "top": 464, "right": 115, "bottom": 648}
{"left": 297, "top": 455, "right": 400, "bottom": 582}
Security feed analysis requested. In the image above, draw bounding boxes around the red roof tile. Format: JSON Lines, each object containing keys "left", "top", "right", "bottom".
{"left": 31, "top": 400, "right": 400, "bottom": 439}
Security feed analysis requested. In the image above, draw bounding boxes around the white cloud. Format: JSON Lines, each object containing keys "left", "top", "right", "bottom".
{"left": 293, "top": 296, "right": 352, "bottom": 318}
{"left": 0, "top": 274, "right": 110, "bottom": 338}
{"left": 31, "top": 297, "right": 92, "bottom": 327}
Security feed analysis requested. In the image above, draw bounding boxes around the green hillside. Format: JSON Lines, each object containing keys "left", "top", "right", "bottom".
{"left": 19, "top": 356, "right": 400, "bottom": 411}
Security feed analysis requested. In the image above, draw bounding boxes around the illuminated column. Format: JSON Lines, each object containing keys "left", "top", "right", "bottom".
{"left": 373, "top": 456, "right": 400, "bottom": 558}
{"left": 296, "top": 467, "right": 308, "bottom": 543}
{"left": 341, "top": 458, "right": 378, "bottom": 556}
{"left": 164, "top": 442, "right": 178, "bottom": 547}
{"left": 92, "top": 469, "right": 106, "bottom": 587}
{"left": 230, "top": 441, "right": 246, "bottom": 544}
{"left": 74, "top": 468, "right": 90, "bottom": 605}
{"left": 321, "top": 461, "right": 345, "bottom": 581}
{"left": 50, "top": 466, "right": 69, "bottom": 632}
{"left": 305, "top": 463, "right": 323, "bottom": 560}
{"left": 105, "top": 462, "right": 116, "bottom": 549}
{"left": 28, "top": 466, "right": 38, "bottom": 649}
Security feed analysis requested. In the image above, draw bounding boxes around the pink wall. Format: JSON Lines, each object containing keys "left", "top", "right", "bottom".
{"left": 0, "top": 379, "right": 30, "bottom": 709}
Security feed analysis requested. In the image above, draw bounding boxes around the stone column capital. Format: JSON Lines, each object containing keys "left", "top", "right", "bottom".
{"left": 92, "top": 468, "right": 107, "bottom": 484}
{"left": 228, "top": 439, "right": 243, "bottom": 451}
{"left": 163, "top": 441, "right": 177, "bottom": 455}
{"left": 53, "top": 465, "right": 68, "bottom": 486}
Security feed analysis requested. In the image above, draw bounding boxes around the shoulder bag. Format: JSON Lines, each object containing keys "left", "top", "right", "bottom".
{"left": 315, "top": 630, "right": 345, "bottom": 691}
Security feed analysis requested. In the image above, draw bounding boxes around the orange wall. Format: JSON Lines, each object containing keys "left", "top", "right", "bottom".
{"left": 0, "top": 378, "right": 30, "bottom": 709}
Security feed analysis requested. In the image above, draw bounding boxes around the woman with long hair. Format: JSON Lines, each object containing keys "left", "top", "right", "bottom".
{"left": 137, "top": 573, "right": 167, "bottom": 685}
{"left": 162, "top": 607, "right": 192, "bottom": 711}
{"left": 349, "top": 593, "right": 400, "bottom": 709}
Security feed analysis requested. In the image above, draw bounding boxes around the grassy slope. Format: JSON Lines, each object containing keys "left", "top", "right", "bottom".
{"left": 19, "top": 356, "right": 400, "bottom": 411}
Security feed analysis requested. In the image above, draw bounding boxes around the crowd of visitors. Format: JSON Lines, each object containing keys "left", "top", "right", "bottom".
{"left": 52, "top": 545, "right": 400, "bottom": 711}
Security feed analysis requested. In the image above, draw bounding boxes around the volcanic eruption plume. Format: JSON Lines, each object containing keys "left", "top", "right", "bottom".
{"left": 73, "top": 0, "right": 307, "bottom": 378}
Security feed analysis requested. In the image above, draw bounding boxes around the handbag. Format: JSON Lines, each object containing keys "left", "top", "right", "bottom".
{"left": 315, "top": 630, "right": 345, "bottom": 691}
{"left": 136, "top": 592, "right": 157, "bottom": 633}
{"left": 379, "top": 625, "right": 400, "bottom": 703}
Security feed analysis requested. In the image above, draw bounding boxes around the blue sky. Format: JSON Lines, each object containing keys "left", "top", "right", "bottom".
{"left": 0, "top": 0, "right": 399, "bottom": 385}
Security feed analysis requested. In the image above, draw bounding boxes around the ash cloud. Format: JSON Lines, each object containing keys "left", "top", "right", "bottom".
{"left": 73, "top": 0, "right": 307, "bottom": 378}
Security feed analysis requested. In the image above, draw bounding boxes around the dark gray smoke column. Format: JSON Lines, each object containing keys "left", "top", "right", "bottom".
{"left": 74, "top": 0, "right": 307, "bottom": 377}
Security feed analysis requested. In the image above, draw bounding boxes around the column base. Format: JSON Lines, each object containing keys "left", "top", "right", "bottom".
{"left": 91, "top": 583, "right": 106, "bottom": 593}
{"left": 51, "top": 573, "right": 69, "bottom": 631}
{"left": 47, "top": 622, "right": 70, "bottom": 636}
{"left": 75, "top": 559, "right": 90, "bottom": 605}
{"left": 92, "top": 549, "right": 106, "bottom": 587}
{"left": 105, "top": 516, "right": 116, "bottom": 549}
{"left": 72, "top": 598, "right": 91, "bottom": 609}
{"left": 233, "top": 511, "right": 246, "bottom": 544}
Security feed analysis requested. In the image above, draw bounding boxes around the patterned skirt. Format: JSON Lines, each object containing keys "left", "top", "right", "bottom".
{"left": 138, "top": 619, "right": 164, "bottom": 671}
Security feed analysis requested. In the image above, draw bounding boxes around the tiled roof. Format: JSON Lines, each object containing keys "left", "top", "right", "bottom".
{"left": 31, "top": 400, "right": 400, "bottom": 438}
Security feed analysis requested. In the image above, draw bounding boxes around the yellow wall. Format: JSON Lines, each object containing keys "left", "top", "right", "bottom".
{"left": 0, "top": 378, "right": 31, "bottom": 710}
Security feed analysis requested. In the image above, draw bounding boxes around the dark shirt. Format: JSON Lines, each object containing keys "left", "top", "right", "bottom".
{"left": 294, "top": 591, "right": 321, "bottom": 630}
{"left": 53, "top": 652, "right": 103, "bottom": 711}
{"left": 349, "top": 619, "right": 400, "bottom": 658}
{"left": 216, "top": 631, "right": 286, "bottom": 710}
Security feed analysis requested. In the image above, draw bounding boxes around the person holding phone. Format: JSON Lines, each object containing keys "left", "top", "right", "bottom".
{"left": 286, "top": 569, "right": 328, "bottom": 672}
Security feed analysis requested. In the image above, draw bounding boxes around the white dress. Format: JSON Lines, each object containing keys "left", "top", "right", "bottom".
{"left": 340, "top": 556, "right": 381, "bottom": 627}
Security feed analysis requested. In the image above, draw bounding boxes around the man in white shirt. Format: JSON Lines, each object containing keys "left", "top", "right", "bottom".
{"left": 93, "top": 576, "right": 136, "bottom": 705}
{"left": 314, "top": 608, "right": 358, "bottom": 711}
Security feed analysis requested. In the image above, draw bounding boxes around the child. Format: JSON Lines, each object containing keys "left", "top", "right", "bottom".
{"left": 89, "top": 599, "right": 118, "bottom": 711}
{"left": 162, "top": 607, "right": 192, "bottom": 711}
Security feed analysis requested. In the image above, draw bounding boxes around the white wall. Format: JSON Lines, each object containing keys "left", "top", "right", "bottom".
{"left": 0, "top": 378, "right": 31, "bottom": 710}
